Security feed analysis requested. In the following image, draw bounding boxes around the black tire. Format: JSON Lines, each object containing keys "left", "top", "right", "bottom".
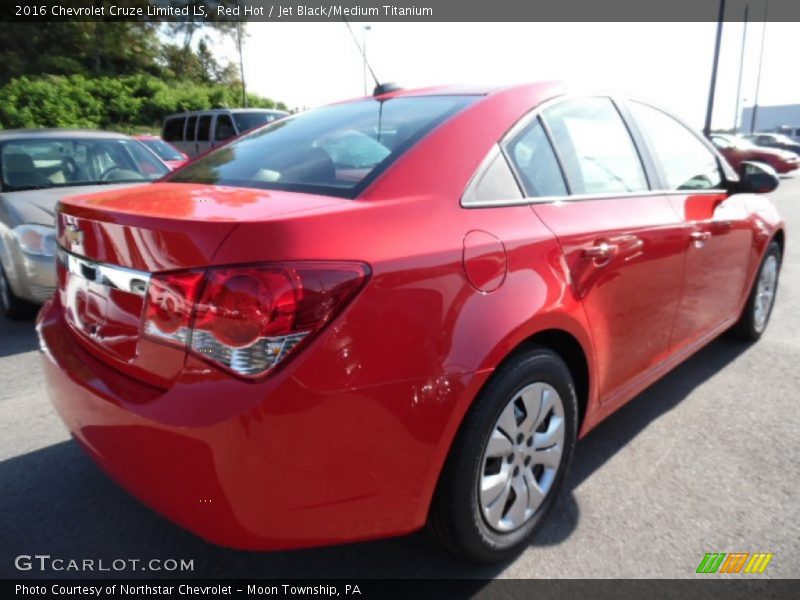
{"left": 427, "top": 345, "right": 578, "bottom": 563}
{"left": 731, "top": 241, "right": 781, "bottom": 342}
{"left": 0, "top": 263, "right": 37, "bottom": 321}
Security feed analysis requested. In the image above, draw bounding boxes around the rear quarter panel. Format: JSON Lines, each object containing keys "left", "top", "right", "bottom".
{"left": 210, "top": 83, "right": 599, "bottom": 526}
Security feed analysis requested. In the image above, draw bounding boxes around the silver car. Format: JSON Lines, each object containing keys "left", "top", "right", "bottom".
{"left": 0, "top": 129, "right": 169, "bottom": 319}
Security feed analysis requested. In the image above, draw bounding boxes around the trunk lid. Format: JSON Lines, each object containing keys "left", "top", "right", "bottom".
{"left": 56, "top": 182, "right": 346, "bottom": 387}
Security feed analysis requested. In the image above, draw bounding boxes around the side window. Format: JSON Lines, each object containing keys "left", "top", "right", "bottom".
{"left": 462, "top": 145, "right": 523, "bottom": 206}
{"left": 197, "top": 115, "right": 212, "bottom": 142}
{"left": 503, "top": 117, "right": 568, "bottom": 197}
{"left": 215, "top": 114, "right": 235, "bottom": 141}
{"left": 162, "top": 118, "right": 185, "bottom": 143}
{"left": 185, "top": 116, "right": 198, "bottom": 142}
{"left": 629, "top": 102, "right": 722, "bottom": 191}
{"left": 543, "top": 98, "right": 649, "bottom": 195}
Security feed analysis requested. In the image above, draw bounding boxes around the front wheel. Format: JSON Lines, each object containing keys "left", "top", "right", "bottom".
{"left": 0, "top": 264, "right": 36, "bottom": 320}
{"left": 427, "top": 346, "right": 578, "bottom": 562}
{"left": 731, "top": 240, "right": 781, "bottom": 341}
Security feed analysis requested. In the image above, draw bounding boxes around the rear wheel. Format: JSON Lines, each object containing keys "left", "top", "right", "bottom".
{"left": 0, "top": 264, "right": 36, "bottom": 320}
{"left": 428, "top": 346, "right": 578, "bottom": 562}
{"left": 731, "top": 241, "right": 781, "bottom": 341}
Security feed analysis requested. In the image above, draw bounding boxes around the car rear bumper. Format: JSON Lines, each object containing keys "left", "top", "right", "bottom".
{"left": 37, "top": 295, "right": 482, "bottom": 550}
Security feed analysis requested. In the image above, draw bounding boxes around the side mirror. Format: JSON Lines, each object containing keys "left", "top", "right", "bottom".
{"left": 737, "top": 161, "right": 780, "bottom": 194}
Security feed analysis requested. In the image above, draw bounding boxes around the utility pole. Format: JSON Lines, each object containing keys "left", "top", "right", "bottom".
{"left": 733, "top": 4, "right": 749, "bottom": 132}
{"left": 704, "top": 0, "right": 726, "bottom": 137}
{"left": 362, "top": 25, "right": 372, "bottom": 95}
{"left": 750, "top": 0, "right": 769, "bottom": 133}
{"left": 237, "top": 21, "right": 247, "bottom": 107}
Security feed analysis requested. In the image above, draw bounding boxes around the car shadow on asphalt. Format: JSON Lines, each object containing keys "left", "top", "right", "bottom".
{"left": 529, "top": 335, "right": 751, "bottom": 549}
{"left": 0, "top": 336, "right": 752, "bottom": 580}
{"left": 0, "top": 312, "right": 39, "bottom": 358}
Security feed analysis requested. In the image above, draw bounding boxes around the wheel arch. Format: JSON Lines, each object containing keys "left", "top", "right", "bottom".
{"left": 424, "top": 324, "right": 593, "bottom": 530}
{"left": 521, "top": 329, "right": 590, "bottom": 430}
{"left": 773, "top": 228, "right": 785, "bottom": 257}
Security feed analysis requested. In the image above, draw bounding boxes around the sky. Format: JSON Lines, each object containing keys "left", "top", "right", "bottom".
{"left": 212, "top": 19, "right": 800, "bottom": 130}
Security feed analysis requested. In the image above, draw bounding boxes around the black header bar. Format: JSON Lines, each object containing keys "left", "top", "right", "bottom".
{"left": 2, "top": 0, "right": 799, "bottom": 23}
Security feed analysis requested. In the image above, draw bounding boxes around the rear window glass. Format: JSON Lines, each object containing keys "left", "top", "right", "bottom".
{"left": 215, "top": 114, "right": 236, "bottom": 141}
{"left": 197, "top": 115, "right": 212, "bottom": 142}
{"left": 185, "top": 116, "right": 197, "bottom": 142}
{"left": 162, "top": 117, "right": 185, "bottom": 143}
{"left": 543, "top": 98, "right": 648, "bottom": 195}
{"left": 504, "top": 118, "right": 568, "bottom": 197}
{"left": 169, "top": 96, "right": 476, "bottom": 198}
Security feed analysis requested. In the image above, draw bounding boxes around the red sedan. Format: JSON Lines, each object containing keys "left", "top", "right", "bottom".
{"left": 711, "top": 133, "right": 800, "bottom": 174}
{"left": 39, "top": 83, "right": 784, "bottom": 562}
{"left": 133, "top": 134, "right": 189, "bottom": 170}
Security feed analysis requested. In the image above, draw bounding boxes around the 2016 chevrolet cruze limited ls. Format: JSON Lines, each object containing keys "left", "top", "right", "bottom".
{"left": 38, "top": 82, "right": 784, "bottom": 562}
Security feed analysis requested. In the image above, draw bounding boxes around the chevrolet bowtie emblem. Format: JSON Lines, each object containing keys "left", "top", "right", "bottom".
{"left": 65, "top": 224, "right": 83, "bottom": 246}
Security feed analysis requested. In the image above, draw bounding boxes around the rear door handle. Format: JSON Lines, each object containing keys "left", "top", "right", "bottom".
{"left": 690, "top": 231, "right": 712, "bottom": 246}
{"left": 582, "top": 242, "right": 618, "bottom": 262}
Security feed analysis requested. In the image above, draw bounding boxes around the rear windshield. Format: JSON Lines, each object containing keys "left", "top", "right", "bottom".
{"left": 168, "top": 96, "right": 476, "bottom": 198}
{"left": 141, "top": 139, "right": 184, "bottom": 161}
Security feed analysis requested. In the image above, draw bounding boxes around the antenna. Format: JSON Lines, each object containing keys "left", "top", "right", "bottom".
{"left": 342, "top": 18, "right": 381, "bottom": 92}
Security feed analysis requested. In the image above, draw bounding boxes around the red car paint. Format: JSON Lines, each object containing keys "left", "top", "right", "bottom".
{"left": 39, "top": 83, "right": 784, "bottom": 550}
{"left": 133, "top": 134, "right": 189, "bottom": 170}
{"left": 711, "top": 134, "right": 800, "bottom": 174}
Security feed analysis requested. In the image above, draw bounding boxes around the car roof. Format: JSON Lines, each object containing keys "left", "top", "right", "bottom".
{"left": 324, "top": 81, "right": 564, "bottom": 107}
{"left": 0, "top": 128, "right": 129, "bottom": 141}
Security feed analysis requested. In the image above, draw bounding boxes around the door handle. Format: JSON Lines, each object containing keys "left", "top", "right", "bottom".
{"left": 690, "top": 231, "right": 712, "bottom": 247}
{"left": 582, "top": 242, "right": 618, "bottom": 262}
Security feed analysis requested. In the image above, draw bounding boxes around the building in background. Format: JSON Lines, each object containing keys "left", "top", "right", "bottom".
{"left": 741, "top": 104, "right": 800, "bottom": 139}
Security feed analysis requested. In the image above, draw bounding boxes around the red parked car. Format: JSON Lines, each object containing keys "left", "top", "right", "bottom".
{"left": 133, "top": 134, "right": 188, "bottom": 170}
{"left": 39, "top": 83, "right": 784, "bottom": 562}
{"left": 711, "top": 133, "right": 800, "bottom": 174}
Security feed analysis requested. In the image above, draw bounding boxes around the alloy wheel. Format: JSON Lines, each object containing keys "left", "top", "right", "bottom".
{"left": 754, "top": 254, "right": 778, "bottom": 333}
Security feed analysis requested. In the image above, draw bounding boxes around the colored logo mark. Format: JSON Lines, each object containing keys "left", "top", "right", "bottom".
{"left": 696, "top": 552, "right": 773, "bottom": 574}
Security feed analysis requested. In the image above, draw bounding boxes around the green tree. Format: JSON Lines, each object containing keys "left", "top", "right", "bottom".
{"left": 0, "top": 21, "right": 163, "bottom": 84}
{"left": 0, "top": 2, "right": 284, "bottom": 127}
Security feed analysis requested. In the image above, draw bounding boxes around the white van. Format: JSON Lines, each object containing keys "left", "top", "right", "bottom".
{"left": 161, "top": 108, "right": 289, "bottom": 157}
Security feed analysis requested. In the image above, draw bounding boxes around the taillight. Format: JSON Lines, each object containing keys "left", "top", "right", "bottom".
{"left": 143, "top": 272, "right": 205, "bottom": 347}
{"left": 142, "top": 262, "right": 368, "bottom": 378}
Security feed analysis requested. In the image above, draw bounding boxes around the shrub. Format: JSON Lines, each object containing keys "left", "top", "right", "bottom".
{"left": 0, "top": 74, "right": 285, "bottom": 132}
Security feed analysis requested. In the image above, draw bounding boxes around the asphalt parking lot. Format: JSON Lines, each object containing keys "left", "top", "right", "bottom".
{"left": 1, "top": 178, "right": 799, "bottom": 580}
